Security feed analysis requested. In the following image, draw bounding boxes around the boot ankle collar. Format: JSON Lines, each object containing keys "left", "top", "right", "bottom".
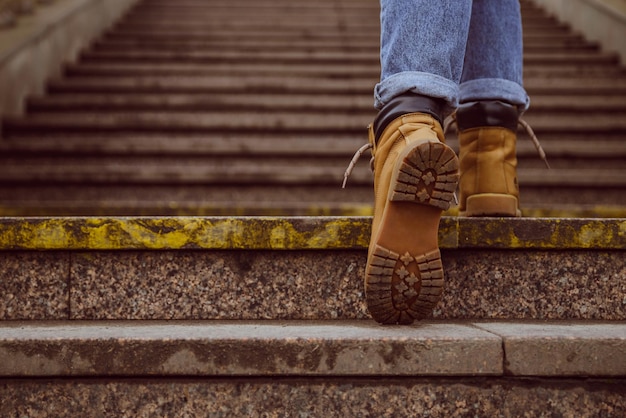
{"left": 373, "top": 93, "right": 445, "bottom": 142}
{"left": 456, "top": 101, "right": 518, "bottom": 132}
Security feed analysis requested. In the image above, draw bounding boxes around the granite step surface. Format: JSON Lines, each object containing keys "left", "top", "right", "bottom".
{"left": 1, "top": 216, "right": 624, "bottom": 321}
{"left": 1, "top": 374, "right": 624, "bottom": 417}
{"left": 1, "top": 0, "right": 625, "bottom": 217}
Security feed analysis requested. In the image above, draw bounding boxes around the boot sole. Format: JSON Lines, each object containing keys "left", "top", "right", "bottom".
{"left": 366, "top": 141, "right": 459, "bottom": 325}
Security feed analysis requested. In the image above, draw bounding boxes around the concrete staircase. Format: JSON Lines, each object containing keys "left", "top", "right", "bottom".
{"left": 1, "top": 0, "right": 625, "bottom": 415}
{"left": 1, "top": 0, "right": 626, "bottom": 216}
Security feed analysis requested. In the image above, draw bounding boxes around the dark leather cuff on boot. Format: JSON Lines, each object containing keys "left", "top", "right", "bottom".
{"left": 456, "top": 101, "right": 518, "bottom": 132}
{"left": 373, "top": 93, "right": 446, "bottom": 142}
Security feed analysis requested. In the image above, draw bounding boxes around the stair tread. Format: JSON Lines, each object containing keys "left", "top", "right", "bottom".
{"left": 1, "top": 201, "right": 625, "bottom": 218}
{"left": 0, "top": 159, "right": 624, "bottom": 188}
{"left": 5, "top": 111, "right": 626, "bottom": 132}
{"left": 41, "top": 75, "right": 626, "bottom": 92}
{"left": 3, "top": 133, "right": 625, "bottom": 157}
{"left": 24, "top": 93, "right": 626, "bottom": 112}
{"left": 0, "top": 320, "right": 623, "bottom": 377}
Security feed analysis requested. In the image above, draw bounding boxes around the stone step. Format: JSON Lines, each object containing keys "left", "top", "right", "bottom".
{"left": 1, "top": 199, "right": 624, "bottom": 218}
{"left": 0, "top": 151, "right": 623, "bottom": 205}
{"left": 0, "top": 188, "right": 624, "bottom": 217}
{"left": 59, "top": 61, "right": 624, "bottom": 78}
{"left": 106, "top": 19, "right": 576, "bottom": 35}
{"left": 2, "top": 132, "right": 623, "bottom": 158}
{"left": 1, "top": 217, "right": 624, "bottom": 321}
{"left": 1, "top": 320, "right": 624, "bottom": 378}
{"left": 33, "top": 75, "right": 626, "bottom": 97}
{"left": 66, "top": 54, "right": 620, "bottom": 76}
{"left": 4, "top": 110, "right": 626, "bottom": 132}
{"left": 99, "top": 29, "right": 591, "bottom": 46}
{"left": 1, "top": 321, "right": 624, "bottom": 416}
{"left": 0, "top": 156, "right": 623, "bottom": 184}
{"left": 20, "top": 93, "right": 626, "bottom": 113}
{"left": 75, "top": 49, "right": 620, "bottom": 67}
{"left": 2, "top": 371, "right": 625, "bottom": 416}
{"left": 90, "top": 36, "right": 601, "bottom": 53}
{"left": 88, "top": 34, "right": 597, "bottom": 52}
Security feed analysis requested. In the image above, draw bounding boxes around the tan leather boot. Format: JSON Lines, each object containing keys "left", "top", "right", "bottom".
{"left": 457, "top": 101, "right": 521, "bottom": 217}
{"left": 365, "top": 97, "right": 458, "bottom": 325}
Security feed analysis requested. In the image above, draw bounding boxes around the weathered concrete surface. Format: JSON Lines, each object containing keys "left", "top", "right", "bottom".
{"left": 477, "top": 322, "right": 626, "bottom": 376}
{"left": 0, "top": 321, "right": 625, "bottom": 378}
{"left": 0, "top": 321, "right": 503, "bottom": 376}
{"left": 1, "top": 377, "right": 625, "bottom": 417}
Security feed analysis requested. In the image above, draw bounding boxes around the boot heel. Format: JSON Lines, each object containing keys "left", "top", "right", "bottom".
{"left": 464, "top": 193, "right": 521, "bottom": 217}
{"left": 366, "top": 245, "right": 444, "bottom": 325}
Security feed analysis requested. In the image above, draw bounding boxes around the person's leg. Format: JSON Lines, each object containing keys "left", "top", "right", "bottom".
{"left": 459, "top": 0, "right": 528, "bottom": 110}
{"left": 375, "top": 0, "right": 472, "bottom": 113}
{"left": 456, "top": 0, "right": 528, "bottom": 217}
{"left": 364, "top": 1, "right": 470, "bottom": 324}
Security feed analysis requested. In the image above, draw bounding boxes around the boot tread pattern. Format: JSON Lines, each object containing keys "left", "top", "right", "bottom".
{"left": 366, "top": 245, "right": 444, "bottom": 325}
{"left": 391, "top": 142, "right": 459, "bottom": 210}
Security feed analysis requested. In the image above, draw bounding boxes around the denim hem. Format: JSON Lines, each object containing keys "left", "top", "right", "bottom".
{"left": 374, "top": 71, "right": 459, "bottom": 114}
{"left": 459, "top": 78, "right": 530, "bottom": 112}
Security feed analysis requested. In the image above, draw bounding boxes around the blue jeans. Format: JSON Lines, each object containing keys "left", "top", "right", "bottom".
{"left": 374, "top": 0, "right": 530, "bottom": 115}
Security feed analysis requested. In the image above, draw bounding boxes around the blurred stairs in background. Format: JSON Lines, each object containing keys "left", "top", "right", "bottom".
{"left": 0, "top": 0, "right": 625, "bottom": 217}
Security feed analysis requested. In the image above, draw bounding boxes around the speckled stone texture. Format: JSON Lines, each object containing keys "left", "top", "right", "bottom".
{"left": 435, "top": 250, "right": 626, "bottom": 320}
{"left": 1, "top": 378, "right": 624, "bottom": 417}
{"left": 70, "top": 250, "right": 368, "bottom": 320}
{"left": 3, "top": 248, "right": 624, "bottom": 321}
{"left": 68, "top": 249, "right": 626, "bottom": 320}
{"left": 0, "top": 252, "right": 69, "bottom": 319}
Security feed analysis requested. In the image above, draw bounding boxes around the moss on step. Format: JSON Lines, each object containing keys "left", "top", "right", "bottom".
{"left": 458, "top": 218, "right": 626, "bottom": 249}
{"left": 0, "top": 217, "right": 371, "bottom": 250}
{"left": 0, "top": 216, "right": 624, "bottom": 251}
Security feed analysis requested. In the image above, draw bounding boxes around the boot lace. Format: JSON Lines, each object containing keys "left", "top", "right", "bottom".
{"left": 443, "top": 113, "right": 551, "bottom": 169}
{"left": 342, "top": 142, "right": 373, "bottom": 189}
{"left": 342, "top": 115, "right": 550, "bottom": 189}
